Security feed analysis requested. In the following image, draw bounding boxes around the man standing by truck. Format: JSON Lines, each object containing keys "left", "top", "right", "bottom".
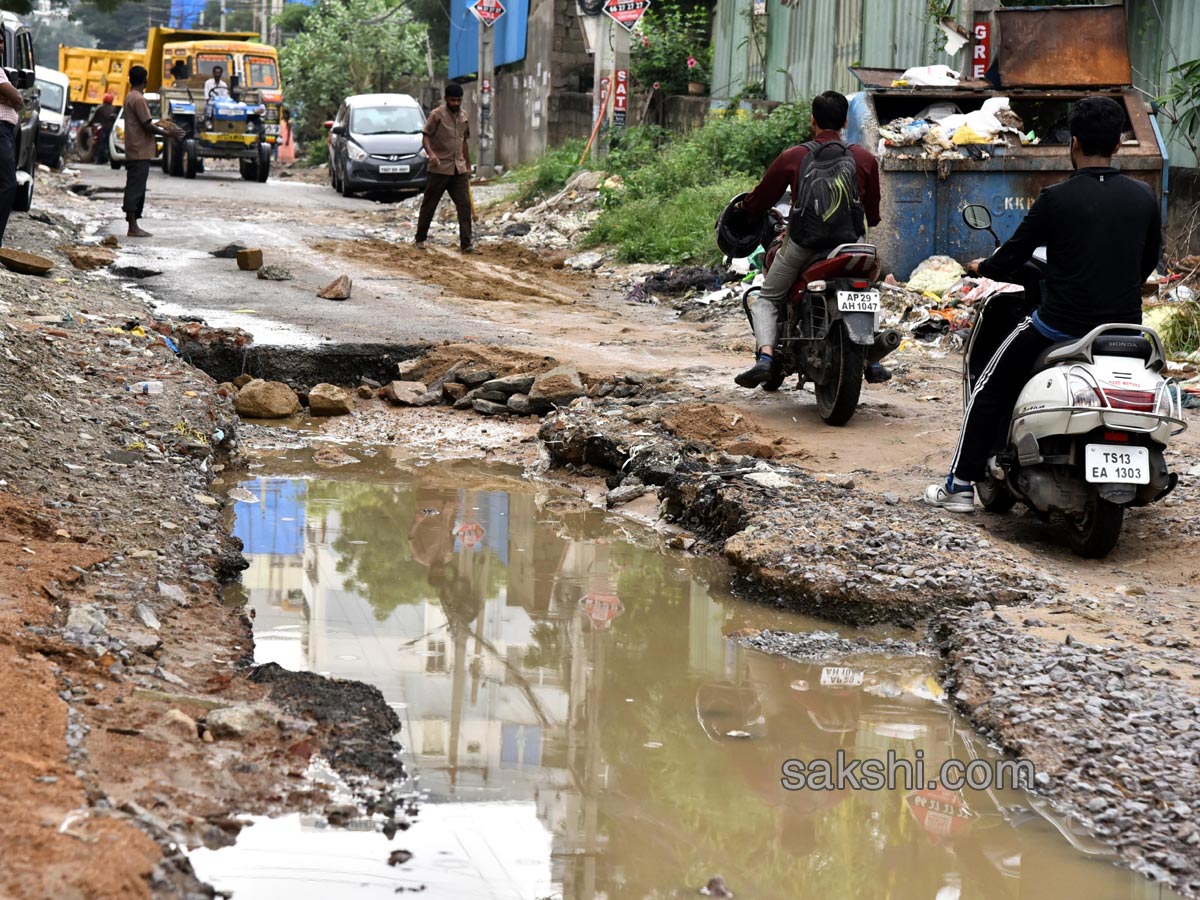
{"left": 0, "top": 47, "right": 24, "bottom": 247}
{"left": 121, "top": 65, "right": 182, "bottom": 238}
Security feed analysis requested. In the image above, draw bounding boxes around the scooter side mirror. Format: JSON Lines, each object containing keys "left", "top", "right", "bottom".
{"left": 962, "top": 204, "right": 992, "bottom": 231}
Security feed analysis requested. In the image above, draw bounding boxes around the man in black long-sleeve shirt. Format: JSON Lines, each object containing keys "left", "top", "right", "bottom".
{"left": 926, "top": 96, "right": 1162, "bottom": 513}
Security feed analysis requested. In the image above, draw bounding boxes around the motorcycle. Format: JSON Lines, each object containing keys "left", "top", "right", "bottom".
{"left": 744, "top": 208, "right": 901, "bottom": 425}
{"left": 959, "top": 203, "right": 1186, "bottom": 557}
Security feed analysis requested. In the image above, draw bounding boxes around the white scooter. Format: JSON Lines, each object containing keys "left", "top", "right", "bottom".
{"left": 960, "top": 204, "right": 1186, "bottom": 558}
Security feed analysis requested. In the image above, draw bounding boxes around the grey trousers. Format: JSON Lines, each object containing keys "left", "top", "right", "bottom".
{"left": 747, "top": 236, "right": 823, "bottom": 350}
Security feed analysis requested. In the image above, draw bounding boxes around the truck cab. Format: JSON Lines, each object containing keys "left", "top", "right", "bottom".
{"left": 1, "top": 11, "right": 40, "bottom": 211}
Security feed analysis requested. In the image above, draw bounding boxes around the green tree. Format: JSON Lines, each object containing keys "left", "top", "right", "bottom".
{"left": 72, "top": 1, "right": 170, "bottom": 49}
{"left": 29, "top": 15, "right": 98, "bottom": 66}
{"left": 280, "top": 0, "right": 428, "bottom": 139}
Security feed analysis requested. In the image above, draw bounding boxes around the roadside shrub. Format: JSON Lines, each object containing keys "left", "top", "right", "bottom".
{"left": 584, "top": 175, "right": 749, "bottom": 264}
{"left": 631, "top": 3, "right": 712, "bottom": 95}
{"left": 510, "top": 102, "right": 811, "bottom": 263}
{"left": 507, "top": 139, "right": 590, "bottom": 204}
{"left": 307, "top": 136, "right": 330, "bottom": 167}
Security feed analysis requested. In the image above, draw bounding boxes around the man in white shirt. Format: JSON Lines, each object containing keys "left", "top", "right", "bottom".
{"left": 203, "top": 65, "right": 230, "bottom": 101}
{"left": 0, "top": 41, "right": 26, "bottom": 247}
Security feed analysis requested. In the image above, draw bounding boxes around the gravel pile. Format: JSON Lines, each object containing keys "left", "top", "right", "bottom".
{"left": 940, "top": 607, "right": 1200, "bottom": 897}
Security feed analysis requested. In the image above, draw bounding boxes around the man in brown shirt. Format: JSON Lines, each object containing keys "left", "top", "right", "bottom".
{"left": 415, "top": 83, "right": 473, "bottom": 252}
{"left": 121, "top": 64, "right": 182, "bottom": 238}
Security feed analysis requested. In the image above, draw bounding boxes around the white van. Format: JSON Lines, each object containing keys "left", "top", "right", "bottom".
{"left": 34, "top": 65, "right": 70, "bottom": 169}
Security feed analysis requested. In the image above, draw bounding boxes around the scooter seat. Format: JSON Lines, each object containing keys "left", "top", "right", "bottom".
{"left": 1031, "top": 331, "right": 1153, "bottom": 373}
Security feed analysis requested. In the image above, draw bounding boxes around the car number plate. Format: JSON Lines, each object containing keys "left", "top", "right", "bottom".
{"left": 1084, "top": 444, "right": 1150, "bottom": 484}
{"left": 820, "top": 666, "right": 864, "bottom": 687}
{"left": 836, "top": 290, "right": 880, "bottom": 312}
{"left": 379, "top": 164, "right": 410, "bottom": 174}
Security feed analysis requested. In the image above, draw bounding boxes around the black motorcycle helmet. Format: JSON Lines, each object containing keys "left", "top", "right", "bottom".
{"left": 715, "top": 192, "right": 772, "bottom": 259}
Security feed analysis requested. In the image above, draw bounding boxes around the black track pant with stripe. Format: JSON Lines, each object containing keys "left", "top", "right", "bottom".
{"left": 951, "top": 317, "right": 1055, "bottom": 483}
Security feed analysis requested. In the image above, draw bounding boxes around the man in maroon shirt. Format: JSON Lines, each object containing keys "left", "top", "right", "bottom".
{"left": 735, "top": 91, "right": 882, "bottom": 389}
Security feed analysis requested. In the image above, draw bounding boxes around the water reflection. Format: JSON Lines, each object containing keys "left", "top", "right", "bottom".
{"left": 211, "top": 450, "right": 1179, "bottom": 900}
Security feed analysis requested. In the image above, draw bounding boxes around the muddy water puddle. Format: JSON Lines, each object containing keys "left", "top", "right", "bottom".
{"left": 193, "top": 445, "right": 1180, "bottom": 899}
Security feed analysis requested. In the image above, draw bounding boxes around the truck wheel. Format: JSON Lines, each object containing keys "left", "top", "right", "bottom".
{"left": 255, "top": 144, "right": 270, "bottom": 183}
{"left": 1067, "top": 494, "right": 1124, "bottom": 558}
{"left": 183, "top": 140, "right": 200, "bottom": 179}
{"left": 166, "top": 139, "right": 184, "bottom": 177}
{"left": 239, "top": 158, "right": 255, "bottom": 181}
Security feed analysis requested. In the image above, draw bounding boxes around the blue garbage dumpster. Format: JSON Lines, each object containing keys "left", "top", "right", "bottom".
{"left": 844, "top": 7, "right": 1167, "bottom": 281}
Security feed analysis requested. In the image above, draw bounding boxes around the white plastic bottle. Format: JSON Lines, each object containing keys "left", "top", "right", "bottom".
{"left": 125, "top": 381, "right": 164, "bottom": 395}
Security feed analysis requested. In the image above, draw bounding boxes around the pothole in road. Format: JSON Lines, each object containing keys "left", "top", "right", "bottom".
{"left": 187, "top": 443, "right": 1179, "bottom": 900}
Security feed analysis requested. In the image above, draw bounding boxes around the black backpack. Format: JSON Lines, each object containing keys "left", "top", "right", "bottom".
{"left": 788, "top": 139, "right": 866, "bottom": 249}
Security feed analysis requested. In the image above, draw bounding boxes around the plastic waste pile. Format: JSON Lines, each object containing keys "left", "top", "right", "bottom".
{"left": 878, "top": 97, "right": 1035, "bottom": 161}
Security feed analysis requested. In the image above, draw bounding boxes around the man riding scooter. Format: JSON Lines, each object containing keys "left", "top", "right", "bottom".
{"left": 733, "top": 91, "right": 885, "bottom": 390}
{"left": 925, "top": 96, "right": 1162, "bottom": 513}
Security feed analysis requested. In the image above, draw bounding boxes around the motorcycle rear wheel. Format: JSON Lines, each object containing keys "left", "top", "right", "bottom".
{"left": 1066, "top": 494, "right": 1124, "bottom": 558}
{"left": 976, "top": 476, "right": 1016, "bottom": 513}
{"left": 814, "top": 322, "right": 864, "bottom": 426}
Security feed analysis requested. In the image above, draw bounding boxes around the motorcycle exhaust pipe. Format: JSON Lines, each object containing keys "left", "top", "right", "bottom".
{"left": 866, "top": 328, "right": 901, "bottom": 364}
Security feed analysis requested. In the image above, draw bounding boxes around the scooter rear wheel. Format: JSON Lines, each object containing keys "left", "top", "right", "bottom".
{"left": 976, "top": 477, "right": 1016, "bottom": 514}
{"left": 1066, "top": 494, "right": 1124, "bottom": 558}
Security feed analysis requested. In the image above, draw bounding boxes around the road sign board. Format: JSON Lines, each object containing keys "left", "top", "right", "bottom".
{"left": 471, "top": 0, "right": 506, "bottom": 27}
{"left": 581, "top": 592, "right": 624, "bottom": 630}
{"left": 603, "top": 0, "right": 650, "bottom": 32}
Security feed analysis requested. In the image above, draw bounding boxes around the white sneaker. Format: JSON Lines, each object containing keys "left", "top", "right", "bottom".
{"left": 924, "top": 482, "right": 975, "bottom": 513}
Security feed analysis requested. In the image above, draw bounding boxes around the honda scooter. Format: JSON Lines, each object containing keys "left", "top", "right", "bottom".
{"left": 960, "top": 204, "right": 1186, "bottom": 557}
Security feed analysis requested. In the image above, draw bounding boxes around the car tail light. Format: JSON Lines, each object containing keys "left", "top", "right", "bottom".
{"left": 1101, "top": 389, "right": 1156, "bottom": 412}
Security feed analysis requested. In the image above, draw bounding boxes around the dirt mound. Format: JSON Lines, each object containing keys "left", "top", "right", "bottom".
{"left": 660, "top": 401, "right": 807, "bottom": 461}
{"left": 312, "top": 239, "right": 587, "bottom": 305}
{"left": 399, "top": 342, "right": 558, "bottom": 385}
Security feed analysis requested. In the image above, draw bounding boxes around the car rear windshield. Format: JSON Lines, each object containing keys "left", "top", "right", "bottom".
{"left": 351, "top": 105, "right": 424, "bottom": 136}
{"left": 37, "top": 81, "right": 66, "bottom": 113}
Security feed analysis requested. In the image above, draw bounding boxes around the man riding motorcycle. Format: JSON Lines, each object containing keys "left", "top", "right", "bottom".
{"left": 734, "top": 90, "right": 883, "bottom": 390}
{"left": 88, "top": 93, "right": 118, "bottom": 165}
{"left": 925, "top": 95, "right": 1162, "bottom": 513}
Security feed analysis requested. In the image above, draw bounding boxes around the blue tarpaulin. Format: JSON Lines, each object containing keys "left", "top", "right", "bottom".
{"left": 448, "top": 0, "right": 529, "bottom": 80}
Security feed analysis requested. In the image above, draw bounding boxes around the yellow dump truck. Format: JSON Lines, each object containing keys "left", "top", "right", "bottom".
{"left": 58, "top": 29, "right": 277, "bottom": 118}
{"left": 58, "top": 46, "right": 145, "bottom": 110}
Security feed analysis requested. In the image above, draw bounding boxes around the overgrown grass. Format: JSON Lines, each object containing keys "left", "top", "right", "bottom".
{"left": 584, "top": 175, "right": 749, "bottom": 264}
{"left": 511, "top": 103, "right": 812, "bottom": 264}
{"left": 507, "top": 139, "right": 589, "bottom": 205}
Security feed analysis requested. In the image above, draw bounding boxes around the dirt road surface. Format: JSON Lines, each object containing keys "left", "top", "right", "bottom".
{"left": 9, "top": 161, "right": 1197, "bottom": 896}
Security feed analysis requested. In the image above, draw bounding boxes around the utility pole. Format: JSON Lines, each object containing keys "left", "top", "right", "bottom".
{"left": 471, "top": 0, "right": 505, "bottom": 178}
{"left": 478, "top": 23, "right": 495, "bottom": 177}
{"left": 220, "top": 4, "right": 227, "bottom": 32}
{"left": 591, "top": 2, "right": 638, "bottom": 161}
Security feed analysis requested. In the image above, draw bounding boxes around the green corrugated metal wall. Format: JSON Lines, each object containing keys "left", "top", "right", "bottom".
{"left": 1127, "top": 0, "right": 1200, "bottom": 168}
{"left": 713, "top": 0, "right": 1197, "bottom": 168}
{"left": 713, "top": 0, "right": 964, "bottom": 104}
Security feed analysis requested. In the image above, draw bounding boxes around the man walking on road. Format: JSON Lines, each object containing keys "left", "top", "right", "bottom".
{"left": 0, "top": 49, "right": 24, "bottom": 248}
{"left": 415, "top": 83, "right": 473, "bottom": 253}
{"left": 121, "top": 65, "right": 183, "bottom": 238}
